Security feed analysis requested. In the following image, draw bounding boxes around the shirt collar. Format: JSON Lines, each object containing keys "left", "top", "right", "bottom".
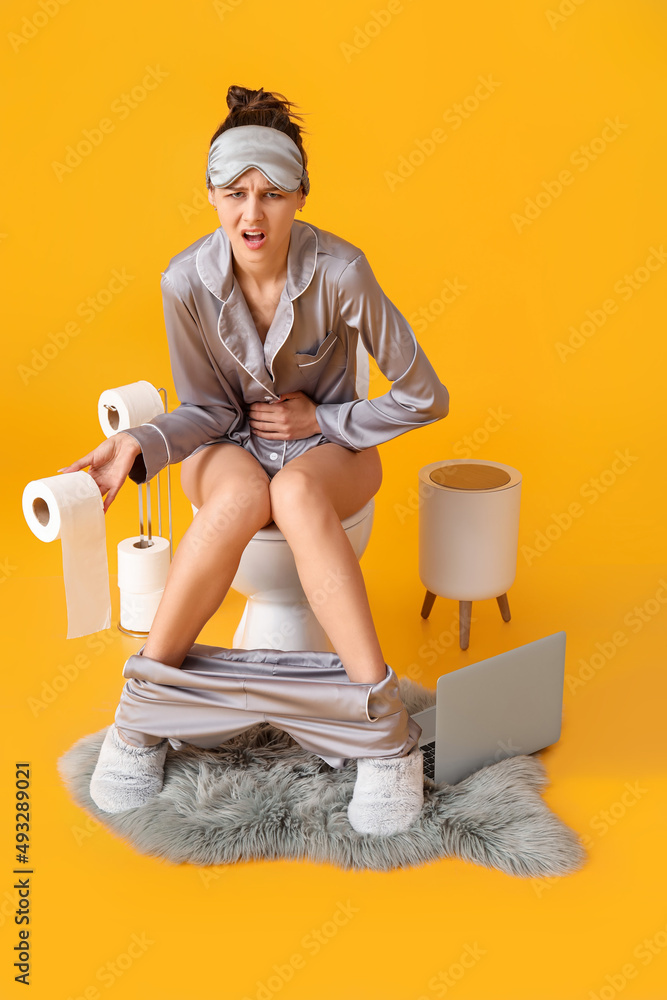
{"left": 195, "top": 218, "right": 318, "bottom": 303}
{"left": 194, "top": 219, "right": 319, "bottom": 397}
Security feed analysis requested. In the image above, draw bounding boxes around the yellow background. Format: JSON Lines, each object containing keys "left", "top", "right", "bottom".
{"left": 2, "top": 0, "right": 666, "bottom": 997}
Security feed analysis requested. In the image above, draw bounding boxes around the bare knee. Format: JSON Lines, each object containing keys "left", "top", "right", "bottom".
{"left": 199, "top": 476, "right": 273, "bottom": 535}
{"left": 181, "top": 444, "right": 274, "bottom": 529}
{"left": 269, "top": 469, "right": 329, "bottom": 531}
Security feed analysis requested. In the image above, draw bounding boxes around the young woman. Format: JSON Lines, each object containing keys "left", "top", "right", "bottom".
{"left": 59, "top": 85, "right": 450, "bottom": 836}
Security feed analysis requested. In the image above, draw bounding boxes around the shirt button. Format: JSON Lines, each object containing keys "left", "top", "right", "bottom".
{"left": 269, "top": 452, "right": 278, "bottom": 460}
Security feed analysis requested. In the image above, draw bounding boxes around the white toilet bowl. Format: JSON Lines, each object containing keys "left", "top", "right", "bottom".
{"left": 190, "top": 498, "right": 375, "bottom": 652}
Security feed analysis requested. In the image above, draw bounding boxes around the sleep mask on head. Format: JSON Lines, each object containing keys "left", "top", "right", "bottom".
{"left": 206, "top": 124, "right": 310, "bottom": 195}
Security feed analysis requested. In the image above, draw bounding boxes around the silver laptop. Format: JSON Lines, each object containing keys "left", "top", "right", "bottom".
{"left": 410, "top": 632, "right": 566, "bottom": 785}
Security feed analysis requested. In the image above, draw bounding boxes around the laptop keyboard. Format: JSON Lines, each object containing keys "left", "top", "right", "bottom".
{"left": 421, "top": 740, "right": 436, "bottom": 780}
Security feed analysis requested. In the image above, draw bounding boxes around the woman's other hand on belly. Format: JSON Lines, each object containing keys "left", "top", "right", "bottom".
{"left": 248, "top": 391, "right": 321, "bottom": 440}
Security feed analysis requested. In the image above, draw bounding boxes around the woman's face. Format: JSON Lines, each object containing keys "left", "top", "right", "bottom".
{"left": 208, "top": 167, "right": 306, "bottom": 268}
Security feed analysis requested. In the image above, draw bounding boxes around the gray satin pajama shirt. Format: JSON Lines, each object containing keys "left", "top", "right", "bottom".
{"left": 123, "top": 218, "right": 449, "bottom": 483}
{"left": 118, "top": 219, "right": 449, "bottom": 764}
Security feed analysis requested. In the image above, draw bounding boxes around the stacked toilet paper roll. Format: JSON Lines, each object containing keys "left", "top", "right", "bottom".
{"left": 22, "top": 471, "right": 111, "bottom": 639}
{"left": 98, "top": 380, "right": 170, "bottom": 631}
{"left": 98, "top": 380, "right": 163, "bottom": 437}
{"left": 117, "top": 536, "right": 171, "bottom": 632}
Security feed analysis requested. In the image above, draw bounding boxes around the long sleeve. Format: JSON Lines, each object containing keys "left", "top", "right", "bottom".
{"left": 314, "top": 253, "right": 450, "bottom": 451}
{"left": 124, "top": 272, "right": 240, "bottom": 484}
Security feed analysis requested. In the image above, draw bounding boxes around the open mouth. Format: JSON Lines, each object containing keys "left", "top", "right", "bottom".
{"left": 242, "top": 230, "right": 266, "bottom": 247}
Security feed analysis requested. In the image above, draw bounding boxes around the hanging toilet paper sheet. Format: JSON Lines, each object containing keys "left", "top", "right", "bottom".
{"left": 22, "top": 471, "right": 111, "bottom": 639}
{"left": 98, "top": 381, "right": 163, "bottom": 438}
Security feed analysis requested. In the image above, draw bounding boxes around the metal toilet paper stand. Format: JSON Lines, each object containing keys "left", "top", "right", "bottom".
{"left": 115, "top": 387, "right": 173, "bottom": 638}
{"left": 417, "top": 459, "right": 522, "bottom": 650}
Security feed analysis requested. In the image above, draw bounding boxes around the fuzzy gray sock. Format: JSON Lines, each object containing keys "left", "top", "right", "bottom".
{"left": 89, "top": 724, "right": 168, "bottom": 814}
{"left": 347, "top": 745, "right": 424, "bottom": 836}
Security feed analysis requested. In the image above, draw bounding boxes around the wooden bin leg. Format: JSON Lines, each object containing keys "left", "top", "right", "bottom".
{"left": 459, "top": 600, "right": 472, "bottom": 650}
{"left": 496, "top": 593, "right": 511, "bottom": 622}
{"left": 421, "top": 590, "right": 437, "bottom": 619}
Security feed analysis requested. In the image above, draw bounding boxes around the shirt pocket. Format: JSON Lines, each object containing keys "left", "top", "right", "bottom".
{"left": 293, "top": 330, "right": 340, "bottom": 379}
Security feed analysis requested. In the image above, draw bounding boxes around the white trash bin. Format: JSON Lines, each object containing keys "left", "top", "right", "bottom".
{"left": 418, "top": 459, "right": 522, "bottom": 649}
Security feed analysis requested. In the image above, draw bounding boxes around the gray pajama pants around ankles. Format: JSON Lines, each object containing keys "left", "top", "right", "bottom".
{"left": 114, "top": 643, "right": 422, "bottom": 769}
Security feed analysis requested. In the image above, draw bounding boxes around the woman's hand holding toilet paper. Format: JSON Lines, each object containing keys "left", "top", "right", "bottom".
{"left": 57, "top": 433, "right": 142, "bottom": 514}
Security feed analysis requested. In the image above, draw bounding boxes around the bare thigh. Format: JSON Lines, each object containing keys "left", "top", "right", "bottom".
{"left": 180, "top": 442, "right": 275, "bottom": 528}
{"left": 270, "top": 443, "right": 382, "bottom": 522}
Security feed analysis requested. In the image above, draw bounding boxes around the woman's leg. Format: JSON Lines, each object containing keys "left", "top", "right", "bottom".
{"left": 268, "top": 443, "right": 386, "bottom": 685}
{"left": 91, "top": 443, "right": 275, "bottom": 806}
{"left": 267, "top": 443, "right": 424, "bottom": 836}
{"left": 92, "top": 440, "right": 423, "bottom": 831}
{"left": 113, "top": 442, "right": 273, "bottom": 749}
{"left": 139, "top": 442, "right": 273, "bottom": 668}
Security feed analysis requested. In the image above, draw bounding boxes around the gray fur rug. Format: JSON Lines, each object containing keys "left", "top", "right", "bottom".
{"left": 57, "top": 677, "right": 586, "bottom": 877}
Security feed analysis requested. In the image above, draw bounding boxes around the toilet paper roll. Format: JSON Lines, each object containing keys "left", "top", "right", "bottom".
{"left": 120, "top": 589, "right": 164, "bottom": 633}
{"left": 98, "top": 381, "right": 164, "bottom": 438}
{"left": 22, "top": 471, "right": 111, "bottom": 639}
{"left": 117, "top": 536, "right": 170, "bottom": 595}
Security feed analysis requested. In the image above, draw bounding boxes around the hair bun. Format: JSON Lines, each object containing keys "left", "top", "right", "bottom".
{"left": 207, "top": 86, "right": 310, "bottom": 192}
{"left": 227, "top": 85, "right": 270, "bottom": 112}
